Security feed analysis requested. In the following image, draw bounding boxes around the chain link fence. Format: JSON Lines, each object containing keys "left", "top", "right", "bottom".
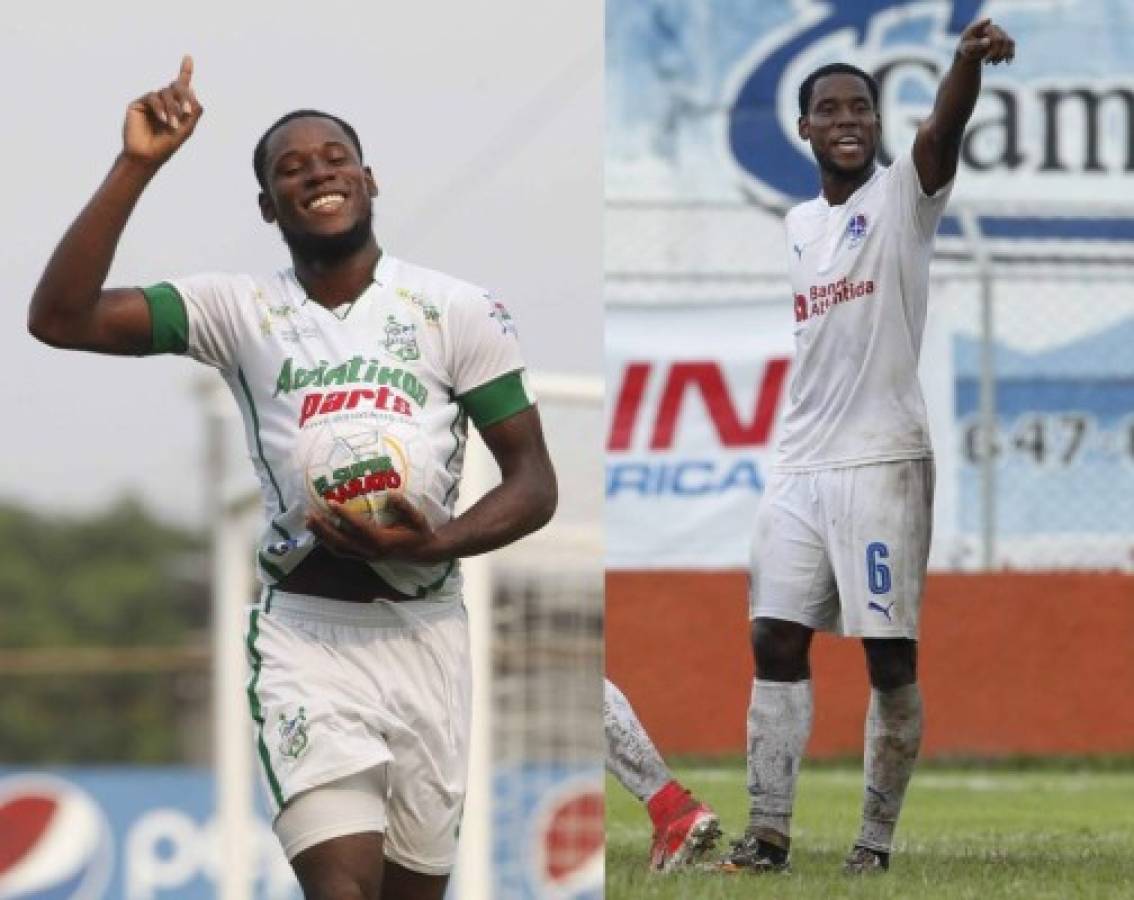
{"left": 606, "top": 199, "right": 1134, "bottom": 573}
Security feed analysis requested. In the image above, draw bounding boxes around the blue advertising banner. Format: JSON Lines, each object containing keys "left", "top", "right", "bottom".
{"left": 0, "top": 768, "right": 299, "bottom": 899}
{"left": 0, "top": 766, "right": 604, "bottom": 900}
{"left": 492, "top": 765, "right": 603, "bottom": 900}
{"left": 608, "top": 0, "right": 1134, "bottom": 216}
{"left": 955, "top": 320, "right": 1134, "bottom": 535}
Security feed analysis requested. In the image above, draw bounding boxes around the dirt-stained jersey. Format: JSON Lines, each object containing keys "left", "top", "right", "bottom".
{"left": 142, "top": 252, "right": 534, "bottom": 598}
{"left": 777, "top": 151, "right": 952, "bottom": 471}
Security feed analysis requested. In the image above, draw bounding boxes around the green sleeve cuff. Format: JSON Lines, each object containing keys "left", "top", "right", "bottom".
{"left": 141, "top": 282, "right": 188, "bottom": 355}
{"left": 458, "top": 370, "right": 533, "bottom": 428}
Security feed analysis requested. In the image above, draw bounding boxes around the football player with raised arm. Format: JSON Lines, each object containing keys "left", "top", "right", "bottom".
{"left": 720, "top": 20, "right": 1015, "bottom": 875}
{"left": 28, "top": 57, "right": 557, "bottom": 900}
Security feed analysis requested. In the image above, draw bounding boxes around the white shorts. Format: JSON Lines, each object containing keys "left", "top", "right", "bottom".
{"left": 244, "top": 591, "right": 471, "bottom": 875}
{"left": 749, "top": 460, "right": 934, "bottom": 639}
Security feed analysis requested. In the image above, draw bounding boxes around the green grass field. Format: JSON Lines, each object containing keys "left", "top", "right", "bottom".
{"left": 606, "top": 764, "right": 1134, "bottom": 899}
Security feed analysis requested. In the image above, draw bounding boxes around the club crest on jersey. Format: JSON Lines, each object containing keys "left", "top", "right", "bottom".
{"left": 383, "top": 316, "right": 420, "bottom": 362}
{"left": 278, "top": 707, "right": 310, "bottom": 759}
{"left": 846, "top": 213, "right": 869, "bottom": 247}
{"left": 488, "top": 298, "right": 517, "bottom": 336}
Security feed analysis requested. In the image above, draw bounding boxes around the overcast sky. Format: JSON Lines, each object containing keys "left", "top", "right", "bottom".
{"left": 2, "top": 0, "right": 603, "bottom": 526}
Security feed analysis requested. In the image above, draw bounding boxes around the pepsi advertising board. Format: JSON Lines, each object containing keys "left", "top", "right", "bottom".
{"left": 492, "top": 766, "right": 603, "bottom": 900}
{"left": 0, "top": 769, "right": 299, "bottom": 899}
{"left": 0, "top": 766, "right": 605, "bottom": 900}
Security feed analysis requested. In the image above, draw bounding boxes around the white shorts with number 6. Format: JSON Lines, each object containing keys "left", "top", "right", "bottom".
{"left": 749, "top": 460, "right": 934, "bottom": 639}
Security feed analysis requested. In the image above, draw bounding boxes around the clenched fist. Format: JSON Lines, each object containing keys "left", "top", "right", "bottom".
{"left": 957, "top": 18, "right": 1016, "bottom": 65}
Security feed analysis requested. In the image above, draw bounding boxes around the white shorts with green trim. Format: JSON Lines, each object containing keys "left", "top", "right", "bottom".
{"left": 244, "top": 590, "right": 471, "bottom": 875}
{"left": 749, "top": 459, "right": 934, "bottom": 639}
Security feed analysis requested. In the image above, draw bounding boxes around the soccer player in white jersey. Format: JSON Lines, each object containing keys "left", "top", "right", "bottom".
{"left": 721, "top": 20, "right": 1016, "bottom": 875}
{"left": 28, "top": 58, "right": 557, "bottom": 900}
{"left": 604, "top": 679, "right": 721, "bottom": 870}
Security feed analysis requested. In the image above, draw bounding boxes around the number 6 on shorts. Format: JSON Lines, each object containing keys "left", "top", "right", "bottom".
{"left": 866, "top": 542, "right": 891, "bottom": 595}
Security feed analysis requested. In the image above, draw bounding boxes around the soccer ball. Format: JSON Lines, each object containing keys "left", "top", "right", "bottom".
{"left": 297, "top": 418, "right": 415, "bottom": 525}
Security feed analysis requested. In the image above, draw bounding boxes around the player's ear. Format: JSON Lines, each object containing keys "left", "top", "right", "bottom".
{"left": 259, "top": 191, "right": 277, "bottom": 224}
{"left": 364, "top": 167, "right": 379, "bottom": 198}
{"left": 798, "top": 116, "right": 810, "bottom": 141}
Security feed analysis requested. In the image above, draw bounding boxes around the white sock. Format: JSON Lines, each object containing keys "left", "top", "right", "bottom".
{"left": 604, "top": 678, "right": 671, "bottom": 802}
{"left": 746, "top": 679, "right": 813, "bottom": 843}
{"left": 857, "top": 683, "right": 923, "bottom": 852}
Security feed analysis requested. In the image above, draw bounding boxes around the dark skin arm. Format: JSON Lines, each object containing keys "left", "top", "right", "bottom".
{"left": 308, "top": 405, "right": 557, "bottom": 563}
{"left": 27, "top": 56, "right": 204, "bottom": 353}
{"left": 913, "top": 19, "right": 1015, "bottom": 196}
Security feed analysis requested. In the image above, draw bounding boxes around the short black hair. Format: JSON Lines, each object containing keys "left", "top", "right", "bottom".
{"left": 798, "top": 63, "right": 879, "bottom": 118}
{"left": 253, "top": 109, "right": 364, "bottom": 190}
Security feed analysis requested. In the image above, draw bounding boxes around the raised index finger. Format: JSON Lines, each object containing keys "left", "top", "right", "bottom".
{"left": 176, "top": 55, "right": 194, "bottom": 87}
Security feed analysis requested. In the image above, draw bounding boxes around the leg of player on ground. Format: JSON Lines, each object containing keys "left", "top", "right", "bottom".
{"left": 604, "top": 678, "right": 670, "bottom": 801}
{"left": 604, "top": 678, "right": 721, "bottom": 870}
{"left": 849, "top": 639, "right": 922, "bottom": 871}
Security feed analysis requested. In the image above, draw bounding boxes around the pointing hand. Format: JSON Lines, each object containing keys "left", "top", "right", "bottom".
{"left": 957, "top": 18, "right": 1016, "bottom": 65}
{"left": 123, "top": 55, "right": 204, "bottom": 167}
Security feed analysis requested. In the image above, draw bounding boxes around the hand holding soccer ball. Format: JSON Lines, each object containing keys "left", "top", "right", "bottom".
{"left": 306, "top": 492, "right": 443, "bottom": 565}
{"left": 299, "top": 418, "right": 443, "bottom": 563}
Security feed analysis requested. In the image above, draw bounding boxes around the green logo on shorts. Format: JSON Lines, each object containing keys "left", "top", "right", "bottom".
{"left": 278, "top": 706, "right": 310, "bottom": 759}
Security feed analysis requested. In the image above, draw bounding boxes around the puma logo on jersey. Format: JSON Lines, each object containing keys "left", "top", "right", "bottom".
{"left": 868, "top": 599, "right": 897, "bottom": 621}
{"left": 793, "top": 243, "right": 804, "bottom": 260}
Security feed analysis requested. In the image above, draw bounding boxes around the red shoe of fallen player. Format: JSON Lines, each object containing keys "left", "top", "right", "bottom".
{"left": 646, "top": 780, "right": 723, "bottom": 872}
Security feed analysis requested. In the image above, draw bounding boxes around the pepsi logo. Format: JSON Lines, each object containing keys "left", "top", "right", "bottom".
{"left": 0, "top": 775, "right": 113, "bottom": 900}
{"left": 530, "top": 776, "right": 603, "bottom": 900}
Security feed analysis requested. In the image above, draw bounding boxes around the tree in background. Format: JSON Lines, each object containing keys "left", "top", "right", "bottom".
{"left": 0, "top": 499, "right": 209, "bottom": 763}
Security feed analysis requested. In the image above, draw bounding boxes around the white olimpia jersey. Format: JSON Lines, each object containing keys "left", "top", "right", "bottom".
{"left": 143, "top": 252, "right": 534, "bottom": 598}
{"left": 776, "top": 150, "right": 952, "bottom": 471}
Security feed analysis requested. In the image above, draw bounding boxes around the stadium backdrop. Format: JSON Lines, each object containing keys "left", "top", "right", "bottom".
{"left": 605, "top": 0, "right": 1134, "bottom": 759}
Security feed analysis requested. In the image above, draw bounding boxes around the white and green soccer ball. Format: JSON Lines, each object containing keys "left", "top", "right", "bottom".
{"left": 297, "top": 416, "right": 426, "bottom": 526}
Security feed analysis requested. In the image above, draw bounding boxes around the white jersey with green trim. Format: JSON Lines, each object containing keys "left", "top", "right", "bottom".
{"left": 777, "top": 151, "right": 952, "bottom": 471}
{"left": 143, "top": 252, "right": 534, "bottom": 598}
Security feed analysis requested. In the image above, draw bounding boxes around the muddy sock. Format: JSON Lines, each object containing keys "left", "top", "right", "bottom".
{"left": 857, "top": 683, "right": 923, "bottom": 852}
{"left": 603, "top": 678, "right": 670, "bottom": 802}
{"left": 746, "top": 678, "right": 813, "bottom": 843}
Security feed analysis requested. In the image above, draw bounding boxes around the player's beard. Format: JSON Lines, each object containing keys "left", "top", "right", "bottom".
{"left": 278, "top": 205, "right": 374, "bottom": 266}
{"left": 816, "top": 147, "right": 876, "bottom": 185}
